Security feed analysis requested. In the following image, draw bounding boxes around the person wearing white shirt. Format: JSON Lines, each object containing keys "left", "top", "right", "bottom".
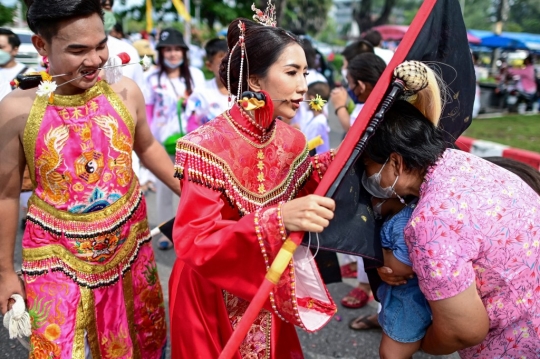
{"left": 0, "top": 28, "right": 32, "bottom": 90}
{"left": 143, "top": 28, "right": 206, "bottom": 250}
{"left": 185, "top": 38, "right": 229, "bottom": 133}
{"left": 0, "top": 28, "right": 36, "bottom": 231}
{"left": 302, "top": 82, "right": 331, "bottom": 154}
{"left": 291, "top": 39, "right": 328, "bottom": 129}
{"left": 0, "top": 80, "right": 10, "bottom": 101}
{"left": 363, "top": 30, "right": 394, "bottom": 65}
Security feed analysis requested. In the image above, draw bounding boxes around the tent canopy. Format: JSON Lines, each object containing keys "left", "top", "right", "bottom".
{"left": 480, "top": 35, "right": 528, "bottom": 49}
{"left": 469, "top": 29, "right": 540, "bottom": 51}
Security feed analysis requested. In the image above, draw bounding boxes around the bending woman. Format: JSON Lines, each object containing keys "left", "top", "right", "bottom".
{"left": 364, "top": 63, "right": 540, "bottom": 358}
{"left": 168, "top": 18, "right": 338, "bottom": 358}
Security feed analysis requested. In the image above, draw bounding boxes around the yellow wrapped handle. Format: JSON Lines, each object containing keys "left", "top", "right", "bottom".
{"left": 265, "top": 239, "right": 298, "bottom": 284}
{"left": 307, "top": 135, "right": 324, "bottom": 151}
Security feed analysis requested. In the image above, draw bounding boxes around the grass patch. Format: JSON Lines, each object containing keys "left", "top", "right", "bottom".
{"left": 463, "top": 114, "right": 540, "bottom": 153}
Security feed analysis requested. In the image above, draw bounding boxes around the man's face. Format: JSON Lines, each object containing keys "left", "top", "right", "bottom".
{"left": 34, "top": 13, "right": 109, "bottom": 94}
{"left": 0, "top": 35, "right": 18, "bottom": 65}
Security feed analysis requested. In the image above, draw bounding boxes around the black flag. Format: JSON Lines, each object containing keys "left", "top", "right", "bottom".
{"left": 302, "top": 0, "right": 476, "bottom": 269}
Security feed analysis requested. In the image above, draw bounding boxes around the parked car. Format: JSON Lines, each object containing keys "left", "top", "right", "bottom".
{"left": 8, "top": 28, "right": 40, "bottom": 68}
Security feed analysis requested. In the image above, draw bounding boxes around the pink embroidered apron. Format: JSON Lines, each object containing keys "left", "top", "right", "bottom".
{"left": 21, "top": 81, "right": 166, "bottom": 359}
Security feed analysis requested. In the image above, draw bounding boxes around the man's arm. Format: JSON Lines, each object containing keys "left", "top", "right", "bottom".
{"left": 329, "top": 87, "right": 351, "bottom": 132}
{"left": 421, "top": 282, "right": 489, "bottom": 354}
{"left": 0, "top": 92, "right": 30, "bottom": 314}
{"left": 124, "top": 78, "right": 181, "bottom": 197}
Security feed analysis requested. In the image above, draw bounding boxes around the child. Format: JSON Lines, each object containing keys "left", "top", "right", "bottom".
{"left": 185, "top": 38, "right": 230, "bottom": 132}
{"left": 302, "top": 81, "right": 330, "bottom": 154}
{"left": 367, "top": 194, "right": 431, "bottom": 359}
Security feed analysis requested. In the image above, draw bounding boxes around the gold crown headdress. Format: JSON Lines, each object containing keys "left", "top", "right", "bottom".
{"left": 251, "top": 1, "right": 277, "bottom": 27}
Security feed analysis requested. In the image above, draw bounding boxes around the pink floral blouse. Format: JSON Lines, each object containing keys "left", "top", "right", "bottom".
{"left": 405, "top": 149, "right": 540, "bottom": 358}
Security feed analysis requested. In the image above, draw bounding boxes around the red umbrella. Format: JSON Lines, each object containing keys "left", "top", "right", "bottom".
{"left": 467, "top": 32, "right": 482, "bottom": 45}
{"left": 371, "top": 24, "right": 410, "bottom": 41}
{"left": 372, "top": 24, "right": 481, "bottom": 44}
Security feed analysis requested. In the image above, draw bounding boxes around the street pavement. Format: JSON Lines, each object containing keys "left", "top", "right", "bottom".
{"left": 0, "top": 109, "right": 459, "bottom": 358}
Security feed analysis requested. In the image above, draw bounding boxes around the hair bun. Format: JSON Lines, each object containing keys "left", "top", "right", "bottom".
{"left": 393, "top": 61, "right": 429, "bottom": 94}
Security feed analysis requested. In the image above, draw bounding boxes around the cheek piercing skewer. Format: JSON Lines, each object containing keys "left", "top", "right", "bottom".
{"left": 272, "top": 99, "right": 310, "bottom": 102}
{"left": 272, "top": 95, "right": 327, "bottom": 111}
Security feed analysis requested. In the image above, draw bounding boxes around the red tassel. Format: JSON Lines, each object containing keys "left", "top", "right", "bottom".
{"left": 253, "top": 90, "right": 274, "bottom": 128}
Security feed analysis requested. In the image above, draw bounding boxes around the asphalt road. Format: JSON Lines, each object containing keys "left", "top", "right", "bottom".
{"left": 0, "top": 108, "right": 459, "bottom": 358}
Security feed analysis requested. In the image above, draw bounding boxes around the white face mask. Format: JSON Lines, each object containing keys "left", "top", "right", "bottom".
{"left": 0, "top": 49, "right": 11, "bottom": 66}
{"left": 164, "top": 59, "right": 183, "bottom": 69}
{"left": 361, "top": 159, "right": 405, "bottom": 205}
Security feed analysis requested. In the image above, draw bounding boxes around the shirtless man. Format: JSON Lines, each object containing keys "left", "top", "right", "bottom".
{"left": 0, "top": 1, "right": 177, "bottom": 357}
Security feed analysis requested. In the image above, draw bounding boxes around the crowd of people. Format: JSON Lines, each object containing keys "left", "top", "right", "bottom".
{"left": 0, "top": 0, "right": 539, "bottom": 358}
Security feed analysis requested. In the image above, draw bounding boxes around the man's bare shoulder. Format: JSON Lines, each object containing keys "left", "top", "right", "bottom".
{"left": 0, "top": 88, "right": 37, "bottom": 132}
{"left": 109, "top": 76, "right": 143, "bottom": 103}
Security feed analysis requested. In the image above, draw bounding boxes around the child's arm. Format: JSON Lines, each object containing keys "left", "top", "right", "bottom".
{"left": 383, "top": 249, "right": 414, "bottom": 278}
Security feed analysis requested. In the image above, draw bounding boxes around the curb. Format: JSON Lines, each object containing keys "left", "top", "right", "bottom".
{"left": 456, "top": 136, "right": 540, "bottom": 170}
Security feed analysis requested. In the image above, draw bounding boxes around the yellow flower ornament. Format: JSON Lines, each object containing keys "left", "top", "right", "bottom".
{"left": 309, "top": 94, "right": 327, "bottom": 111}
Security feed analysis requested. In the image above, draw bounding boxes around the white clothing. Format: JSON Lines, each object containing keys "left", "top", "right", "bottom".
{"left": 306, "top": 69, "right": 327, "bottom": 86}
{"left": 374, "top": 47, "right": 394, "bottom": 65}
{"left": 107, "top": 36, "right": 145, "bottom": 92}
{"left": 0, "top": 80, "right": 11, "bottom": 101}
{"left": 155, "top": 155, "right": 180, "bottom": 224}
{"left": 0, "top": 62, "right": 28, "bottom": 84}
{"left": 302, "top": 111, "right": 330, "bottom": 154}
{"left": 290, "top": 69, "right": 327, "bottom": 127}
{"left": 349, "top": 103, "right": 364, "bottom": 127}
{"left": 143, "top": 67, "right": 206, "bottom": 142}
{"left": 472, "top": 83, "right": 481, "bottom": 118}
{"left": 356, "top": 257, "right": 369, "bottom": 283}
{"left": 143, "top": 66, "right": 205, "bottom": 224}
{"left": 184, "top": 78, "right": 229, "bottom": 132}
{"left": 188, "top": 44, "right": 205, "bottom": 69}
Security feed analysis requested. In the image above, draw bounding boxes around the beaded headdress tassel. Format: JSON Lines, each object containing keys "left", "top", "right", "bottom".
{"left": 226, "top": 1, "right": 277, "bottom": 105}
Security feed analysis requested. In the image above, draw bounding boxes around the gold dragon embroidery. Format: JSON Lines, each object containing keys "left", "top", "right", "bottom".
{"left": 36, "top": 125, "right": 72, "bottom": 205}
{"left": 93, "top": 115, "right": 133, "bottom": 187}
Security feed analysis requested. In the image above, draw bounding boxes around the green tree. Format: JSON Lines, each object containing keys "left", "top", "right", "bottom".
{"left": 281, "top": 0, "right": 333, "bottom": 35}
{"left": 353, "top": 0, "right": 398, "bottom": 32}
{"left": 119, "top": 0, "right": 254, "bottom": 34}
{"left": 0, "top": 4, "right": 14, "bottom": 26}
{"left": 507, "top": 0, "right": 540, "bottom": 33}
{"left": 365, "top": 0, "right": 540, "bottom": 34}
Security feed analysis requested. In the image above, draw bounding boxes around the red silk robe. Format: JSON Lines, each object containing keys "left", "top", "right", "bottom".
{"left": 169, "top": 104, "right": 337, "bottom": 359}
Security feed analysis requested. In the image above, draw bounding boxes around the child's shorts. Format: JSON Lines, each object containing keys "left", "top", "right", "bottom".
{"left": 377, "top": 277, "right": 432, "bottom": 343}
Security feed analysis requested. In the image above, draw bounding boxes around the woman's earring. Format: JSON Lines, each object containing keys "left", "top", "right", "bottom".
{"left": 238, "top": 91, "right": 266, "bottom": 111}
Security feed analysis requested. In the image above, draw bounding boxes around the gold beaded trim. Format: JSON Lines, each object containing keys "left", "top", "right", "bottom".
{"left": 22, "top": 221, "right": 152, "bottom": 288}
{"left": 255, "top": 209, "right": 287, "bottom": 323}
{"left": 313, "top": 154, "right": 324, "bottom": 181}
{"left": 175, "top": 140, "right": 313, "bottom": 216}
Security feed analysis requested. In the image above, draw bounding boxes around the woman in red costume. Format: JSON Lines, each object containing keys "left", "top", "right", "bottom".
{"left": 169, "top": 12, "right": 339, "bottom": 359}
